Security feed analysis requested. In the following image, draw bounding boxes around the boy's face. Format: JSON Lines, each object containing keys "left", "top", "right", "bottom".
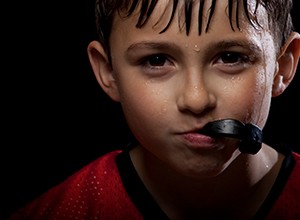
{"left": 107, "top": 1, "right": 278, "bottom": 177}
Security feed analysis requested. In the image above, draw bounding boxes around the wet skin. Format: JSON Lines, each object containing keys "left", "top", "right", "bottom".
{"left": 107, "top": 0, "right": 277, "bottom": 177}
{"left": 87, "top": 0, "right": 299, "bottom": 218}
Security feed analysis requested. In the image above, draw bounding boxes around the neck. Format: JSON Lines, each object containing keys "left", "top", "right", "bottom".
{"left": 130, "top": 144, "right": 284, "bottom": 219}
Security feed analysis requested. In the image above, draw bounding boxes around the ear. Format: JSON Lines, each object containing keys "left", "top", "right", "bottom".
{"left": 272, "top": 32, "right": 300, "bottom": 97}
{"left": 87, "top": 40, "right": 120, "bottom": 102}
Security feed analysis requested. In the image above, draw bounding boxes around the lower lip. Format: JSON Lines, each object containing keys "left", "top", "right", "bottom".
{"left": 181, "top": 133, "right": 216, "bottom": 149}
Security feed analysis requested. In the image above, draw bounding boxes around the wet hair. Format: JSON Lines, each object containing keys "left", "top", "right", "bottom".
{"left": 94, "top": 0, "right": 294, "bottom": 57}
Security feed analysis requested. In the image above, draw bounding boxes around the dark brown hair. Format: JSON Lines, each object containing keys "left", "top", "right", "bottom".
{"left": 94, "top": 0, "right": 294, "bottom": 57}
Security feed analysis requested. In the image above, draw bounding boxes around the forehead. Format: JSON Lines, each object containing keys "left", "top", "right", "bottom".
{"left": 117, "top": 0, "right": 268, "bottom": 35}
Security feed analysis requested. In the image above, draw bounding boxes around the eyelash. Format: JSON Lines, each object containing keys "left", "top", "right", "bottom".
{"left": 141, "top": 54, "right": 172, "bottom": 67}
{"left": 216, "top": 52, "right": 251, "bottom": 64}
{"left": 138, "top": 54, "right": 175, "bottom": 75}
{"left": 138, "top": 51, "right": 254, "bottom": 75}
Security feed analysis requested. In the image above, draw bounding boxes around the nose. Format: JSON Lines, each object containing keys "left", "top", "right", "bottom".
{"left": 177, "top": 74, "right": 216, "bottom": 115}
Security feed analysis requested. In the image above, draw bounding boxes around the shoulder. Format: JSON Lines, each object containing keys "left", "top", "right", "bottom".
{"left": 287, "top": 151, "right": 300, "bottom": 189}
{"left": 265, "top": 151, "right": 300, "bottom": 219}
{"left": 8, "top": 150, "right": 142, "bottom": 219}
{"left": 292, "top": 151, "right": 300, "bottom": 162}
{"left": 54, "top": 149, "right": 123, "bottom": 191}
{"left": 287, "top": 151, "right": 300, "bottom": 184}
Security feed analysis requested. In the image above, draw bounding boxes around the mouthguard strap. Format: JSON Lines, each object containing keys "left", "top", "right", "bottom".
{"left": 201, "top": 119, "right": 263, "bottom": 154}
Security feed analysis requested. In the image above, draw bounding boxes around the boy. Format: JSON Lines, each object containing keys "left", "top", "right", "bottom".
{"left": 8, "top": 0, "right": 300, "bottom": 219}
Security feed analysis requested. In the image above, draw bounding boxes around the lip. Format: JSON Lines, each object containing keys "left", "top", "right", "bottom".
{"left": 181, "top": 132, "right": 216, "bottom": 149}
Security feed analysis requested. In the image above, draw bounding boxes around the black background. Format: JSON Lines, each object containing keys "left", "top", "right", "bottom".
{"left": 1, "top": 1, "right": 300, "bottom": 219}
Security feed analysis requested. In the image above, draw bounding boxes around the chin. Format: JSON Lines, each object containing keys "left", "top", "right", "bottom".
{"left": 183, "top": 149, "right": 241, "bottom": 179}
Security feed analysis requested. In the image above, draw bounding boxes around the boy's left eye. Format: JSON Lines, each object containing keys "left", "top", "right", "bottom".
{"left": 213, "top": 51, "right": 255, "bottom": 74}
{"left": 217, "top": 52, "right": 248, "bottom": 64}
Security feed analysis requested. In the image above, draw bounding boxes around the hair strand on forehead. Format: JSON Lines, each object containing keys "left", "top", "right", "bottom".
{"left": 227, "top": 0, "right": 261, "bottom": 32}
{"left": 242, "top": 0, "right": 261, "bottom": 29}
{"left": 128, "top": 0, "right": 139, "bottom": 16}
{"left": 185, "top": 0, "right": 193, "bottom": 35}
{"left": 94, "top": 0, "right": 295, "bottom": 57}
{"left": 205, "top": 0, "right": 216, "bottom": 32}
{"left": 137, "top": 0, "right": 151, "bottom": 27}
{"left": 228, "top": 0, "right": 234, "bottom": 30}
{"left": 159, "top": 0, "right": 178, "bottom": 34}
{"left": 236, "top": 0, "right": 240, "bottom": 29}
{"left": 198, "top": 0, "right": 205, "bottom": 35}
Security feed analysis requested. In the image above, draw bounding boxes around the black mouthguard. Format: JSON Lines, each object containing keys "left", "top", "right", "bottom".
{"left": 201, "top": 119, "right": 263, "bottom": 154}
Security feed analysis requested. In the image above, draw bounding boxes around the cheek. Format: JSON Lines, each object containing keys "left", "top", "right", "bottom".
{"left": 211, "top": 65, "right": 273, "bottom": 128}
{"left": 247, "top": 74, "right": 271, "bottom": 126}
{"left": 226, "top": 68, "right": 273, "bottom": 127}
{"left": 252, "top": 68, "right": 274, "bottom": 127}
{"left": 118, "top": 79, "right": 174, "bottom": 137}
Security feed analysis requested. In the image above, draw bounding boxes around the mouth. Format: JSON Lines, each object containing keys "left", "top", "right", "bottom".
{"left": 181, "top": 132, "right": 216, "bottom": 149}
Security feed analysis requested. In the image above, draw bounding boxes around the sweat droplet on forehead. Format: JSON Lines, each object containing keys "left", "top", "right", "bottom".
{"left": 193, "top": 45, "right": 201, "bottom": 52}
{"left": 182, "top": 43, "right": 201, "bottom": 52}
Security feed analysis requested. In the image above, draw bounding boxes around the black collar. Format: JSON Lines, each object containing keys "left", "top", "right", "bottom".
{"left": 116, "top": 143, "right": 296, "bottom": 219}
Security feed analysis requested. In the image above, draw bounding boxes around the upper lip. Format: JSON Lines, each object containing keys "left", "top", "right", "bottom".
{"left": 178, "top": 119, "right": 216, "bottom": 135}
{"left": 179, "top": 125, "right": 208, "bottom": 135}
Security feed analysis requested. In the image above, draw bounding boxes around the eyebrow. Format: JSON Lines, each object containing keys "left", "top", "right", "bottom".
{"left": 125, "top": 39, "right": 262, "bottom": 57}
{"left": 206, "top": 40, "right": 262, "bottom": 54}
{"left": 126, "top": 41, "right": 182, "bottom": 54}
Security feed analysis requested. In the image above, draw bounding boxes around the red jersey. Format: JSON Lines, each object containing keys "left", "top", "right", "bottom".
{"left": 7, "top": 149, "right": 300, "bottom": 219}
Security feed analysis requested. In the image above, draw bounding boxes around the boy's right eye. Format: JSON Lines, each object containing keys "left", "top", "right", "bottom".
{"left": 137, "top": 54, "right": 175, "bottom": 77}
{"left": 134, "top": 53, "right": 176, "bottom": 78}
{"left": 147, "top": 55, "right": 168, "bottom": 66}
{"left": 142, "top": 54, "right": 172, "bottom": 67}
